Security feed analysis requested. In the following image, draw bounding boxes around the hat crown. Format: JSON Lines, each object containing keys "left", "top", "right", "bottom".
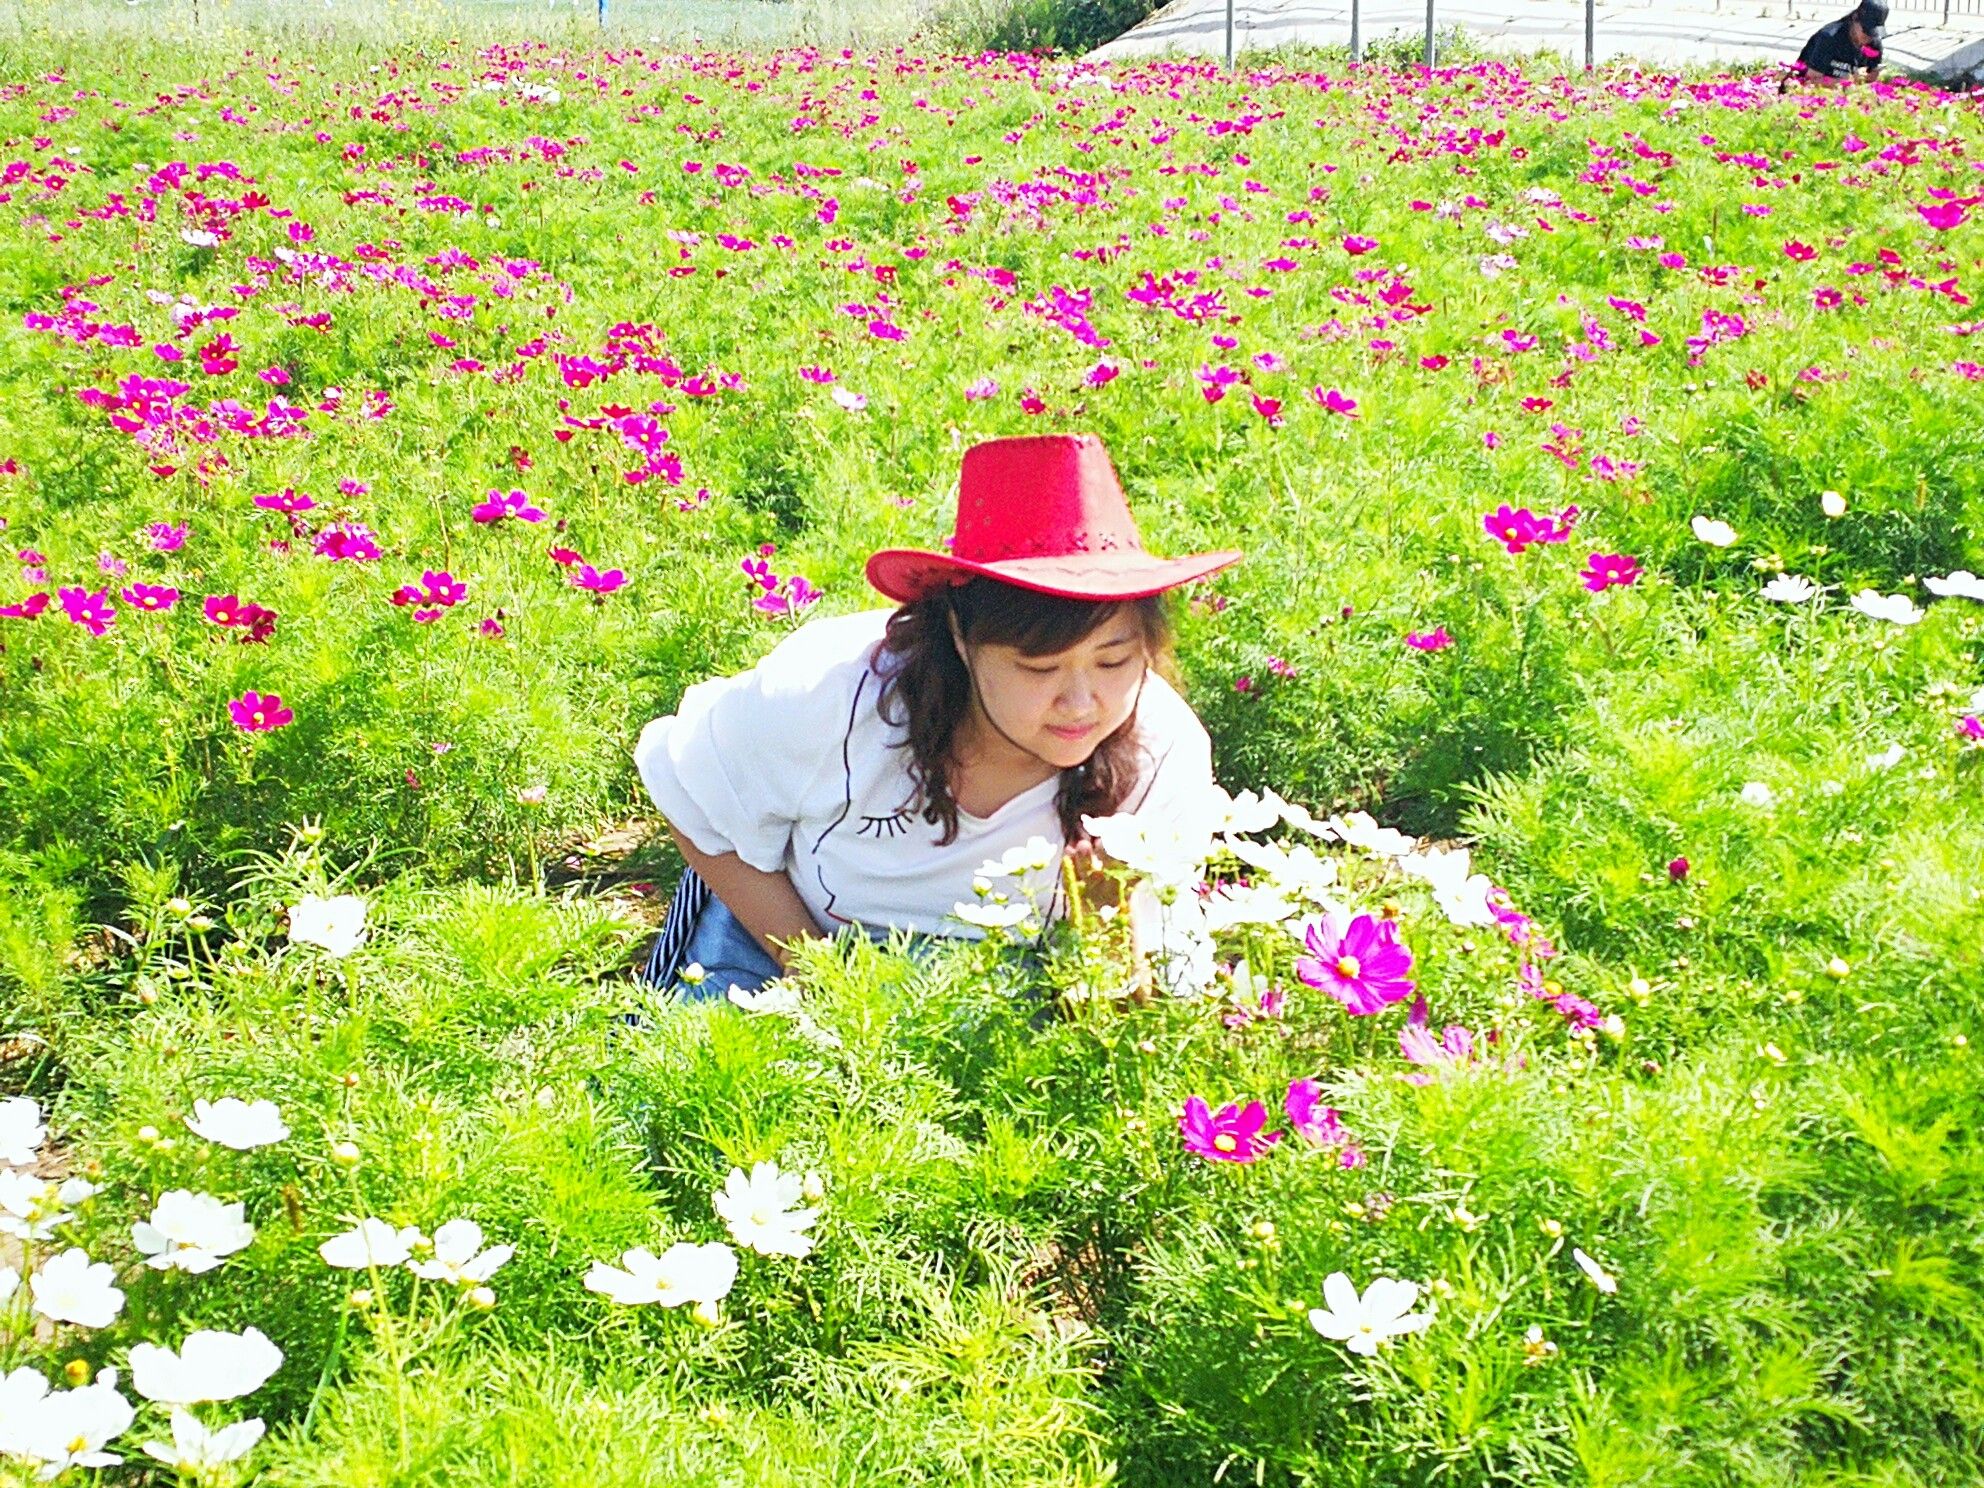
{"left": 952, "top": 434, "right": 1146, "bottom": 564}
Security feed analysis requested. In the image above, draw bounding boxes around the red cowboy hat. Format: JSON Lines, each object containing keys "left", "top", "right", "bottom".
{"left": 866, "top": 433, "right": 1244, "bottom": 604}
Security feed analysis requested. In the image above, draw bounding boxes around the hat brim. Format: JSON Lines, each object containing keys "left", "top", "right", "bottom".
{"left": 866, "top": 546, "right": 1243, "bottom": 604}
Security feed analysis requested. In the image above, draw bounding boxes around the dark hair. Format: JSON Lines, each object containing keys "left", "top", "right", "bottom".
{"left": 871, "top": 577, "right": 1180, "bottom": 848}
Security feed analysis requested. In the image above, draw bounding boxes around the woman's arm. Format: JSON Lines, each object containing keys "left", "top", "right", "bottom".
{"left": 667, "top": 824, "right": 828, "bottom": 973}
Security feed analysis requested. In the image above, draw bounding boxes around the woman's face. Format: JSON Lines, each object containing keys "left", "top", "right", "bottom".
{"left": 954, "top": 610, "right": 1150, "bottom": 771}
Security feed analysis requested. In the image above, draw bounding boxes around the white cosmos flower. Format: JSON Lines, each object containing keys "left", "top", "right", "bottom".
{"left": 1925, "top": 569, "right": 1984, "bottom": 601}
{"left": 1820, "top": 489, "right": 1847, "bottom": 518}
{"left": 830, "top": 387, "right": 867, "bottom": 412}
{"left": 726, "top": 980, "right": 804, "bottom": 1016}
{"left": 0, "top": 1168, "right": 82, "bottom": 1242}
{"left": 1399, "top": 846, "right": 1498, "bottom": 928}
{"left": 142, "top": 1411, "right": 266, "bottom": 1473}
{"left": 1849, "top": 589, "right": 1923, "bottom": 626}
{"left": 29, "top": 1247, "right": 126, "bottom": 1328}
{"left": 0, "top": 1095, "right": 45, "bottom": 1166}
{"left": 1691, "top": 515, "right": 1738, "bottom": 547}
{"left": 977, "top": 834, "right": 1059, "bottom": 879}
{"left": 1761, "top": 573, "right": 1819, "bottom": 604}
{"left": 1865, "top": 743, "right": 1906, "bottom": 771}
{"left": 129, "top": 1327, "right": 283, "bottom": 1405}
{"left": 1307, "top": 1272, "right": 1435, "bottom": 1356}
{"left": 180, "top": 228, "right": 220, "bottom": 248}
{"left": 582, "top": 1242, "right": 738, "bottom": 1307}
{"left": 1323, "top": 810, "right": 1417, "bottom": 858}
{"left": 0, "top": 1365, "right": 51, "bottom": 1457}
{"left": 13, "top": 1368, "right": 134, "bottom": 1476}
{"left": 319, "top": 1218, "right": 425, "bottom": 1270}
{"left": 1206, "top": 786, "right": 1285, "bottom": 837}
{"left": 1128, "top": 881, "right": 1217, "bottom": 998}
{"left": 1572, "top": 1247, "right": 1619, "bottom": 1294}
{"left": 1739, "top": 782, "right": 1776, "bottom": 808}
{"left": 186, "top": 1097, "right": 289, "bottom": 1151}
{"left": 714, "top": 1162, "right": 821, "bottom": 1259}
{"left": 287, "top": 893, "right": 369, "bottom": 957}
{"left": 1199, "top": 878, "right": 1301, "bottom": 934}
{"left": 134, "top": 1190, "right": 255, "bottom": 1274}
{"left": 1221, "top": 837, "right": 1342, "bottom": 908}
{"left": 407, "top": 1219, "right": 514, "bottom": 1284}
{"left": 1080, "top": 807, "right": 1217, "bottom": 890}
{"left": 951, "top": 899, "right": 1036, "bottom": 931}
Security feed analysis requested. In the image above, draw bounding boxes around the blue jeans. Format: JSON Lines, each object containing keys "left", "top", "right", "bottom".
{"left": 642, "top": 890, "right": 953, "bottom": 1004}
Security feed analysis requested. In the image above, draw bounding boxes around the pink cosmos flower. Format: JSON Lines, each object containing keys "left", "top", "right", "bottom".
{"left": 204, "top": 593, "right": 246, "bottom": 627}
{"left": 58, "top": 586, "right": 115, "bottom": 636}
{"left": 1404, "top": 627, "right": 1453, "bottom": 652}
{"left": 1294, "top": 912, "right": 1415, "bottom": 1015}
{"left": 1283, "top": 1079, "right": 1366, "bottom": 1167}
{"left": 1580, "top": 553, "right": 1641, "bottom": 592}
{"left": 1668, "top": 856, "right": 1690, "bottom": 882}
{"left": 313, "top": 524, "right": 381, "bottom": 561}
{"left": 1342, "top": 234, "right": 1378, "bottom": 255}
{"left": 122, "top": 583, "right": 179, "bottom": 612}
{"left": 1483, "top": 504, "right": 1551, "bottom": 554}
{"left": 0, "top": 593, "right": 50, "bottom": 620}
{"left": 1178, "top": 1095, "right": 1281, "bottom": 1164}
{"left": 1919, "top": 201, "right": 1969, "bottom": 232}
{"left": 472, "top": 488, "right": 546, "bottom": 524}
{"left": 964, "top": 376, "right": 999, "bottom": 401}
{"left": 1782, "top": 240, "right": 1816, "bottom": 262}
{"left": 146, "top": 522, "right": 188, "bottom": 551}
{"left": 1959, "top": 715, "right": 1983, "bottom": 741}
{"left": 1399, "top": 1020, "right": 1477, "bottom": 1085}
{"left": 253, "top": 488, "right": 314, "bottom": 513}
{"left": 572, "top": 564, "right": 626, "bottom": 595}
{"left": 229, "top": 690, "right": 293, "bottom": 732}
{"left": 1312, "top": 386, "right": 1359, "bottom": 417}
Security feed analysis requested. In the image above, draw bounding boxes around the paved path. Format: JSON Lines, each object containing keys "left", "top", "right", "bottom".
{"left": 1085, "top": 0, "right": 1984, "bottom": 84}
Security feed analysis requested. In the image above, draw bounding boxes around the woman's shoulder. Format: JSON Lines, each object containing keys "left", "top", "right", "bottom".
{"left": 748, "top": 606, "right": 895, "bottom": 695}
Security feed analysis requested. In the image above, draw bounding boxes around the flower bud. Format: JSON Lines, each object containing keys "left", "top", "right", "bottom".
{"left": 349, "top": 1287, "right": 373, "bottom": 1308}
{"left": 680, "top": 962, "right": 707, "bottom": 985}
{"left": 691, "top": 1299, "right": 722, "bottom": 1328}
{"left": 64, "top": 1359, "right": 92, "bottom": 1386}
{"left": 137, "top": 1125, "right": 159, "bottom": 1143}
{"left": 1825, "top": 956, "right": 1851, "bottom": 979}
{"left": 467, "top": 1285, "right": 497, "bottom": 1310}
{"left": 801, "top": 1171, "right": 825, "bottom": 1202}
{"left": 330, "top": 1140, "right": 362, "bottom": 1167}
{"left": 166, "top": 897, "right": 193, "bottom": 917}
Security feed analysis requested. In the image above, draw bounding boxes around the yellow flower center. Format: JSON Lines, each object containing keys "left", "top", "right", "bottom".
{"left": 1212, "top": 1133, "right": 1237, "bottom": 1153}
{"left": 67, "top": 1435, "right": 89, "bottom": 1455}
{"left": 1336, "top": 955, "right": 1362, "bottom": 980}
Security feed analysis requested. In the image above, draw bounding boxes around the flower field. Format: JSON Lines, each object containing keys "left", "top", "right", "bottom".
{"left": 2, "top": 16, "right": 1983, "bottom": 1485}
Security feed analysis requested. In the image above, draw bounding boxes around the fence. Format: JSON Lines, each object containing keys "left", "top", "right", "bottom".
{"left": 1217, "top": 0, "right": 1984, "bottom": 73}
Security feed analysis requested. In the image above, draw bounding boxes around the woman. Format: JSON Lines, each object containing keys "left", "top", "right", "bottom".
{"left": 630, "top": 431, "right": 1243, "bottom": 1000}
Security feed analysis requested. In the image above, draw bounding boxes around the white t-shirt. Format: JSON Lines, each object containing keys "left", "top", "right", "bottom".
{"left": 632, "top": 607, "right": 1217, "bottom": 940}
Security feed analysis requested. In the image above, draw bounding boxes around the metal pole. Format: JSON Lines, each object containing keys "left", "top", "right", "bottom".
{"left": 1425, "top": 0, "right": 1436, "bottom": 68}
{"left": 1584, "top": 0, "right": 1594, "bottom": 70}
{"left": 1351, "top": 0, "right": 1361, "bottom": 62}
{"left": 1225, "top": 0, "right": 1235, "bottom": 72}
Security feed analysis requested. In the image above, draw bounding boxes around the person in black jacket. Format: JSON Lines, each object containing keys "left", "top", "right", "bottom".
{"left": 1783, "top": 1, "right": 1887, "bottom": 90}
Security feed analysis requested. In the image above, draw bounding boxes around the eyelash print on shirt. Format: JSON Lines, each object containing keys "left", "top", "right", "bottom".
{"left": 856, "top": 807, "right": 914, "bottom": 839}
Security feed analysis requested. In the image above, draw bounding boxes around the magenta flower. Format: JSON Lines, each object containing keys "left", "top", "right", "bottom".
{"left": 228, "top": 689, "right": 293, "bottom": 732}
{"left": 1294, "top": 911, "right": 1415, "bottom": 1016}
{"left": 313, "top": 524, "right": 382, "bottom": 562}
{"left": 203, "top": 593, "right": 246, "bottom": 627}
{"left": 1283, "top": 1079, "right": 1366, "bottom": 1167}
{"left": 0, "top": 593, "right": 50, "bottom": 620}
{"left": 253, "top": 488, "right": 315, "bottom": 513}
{"left": 472, "top": 488, "right": 546, "bottom": 524}
{"left": 547, "top": 546, "right": 582, "bottom": 567}
{"left": 1667, "top": 856, "right": 1690, "bottom": 882}
{"left": 122, "top": 583, "right": 179, "bottom": 612}
{"left": 1919, "top": 201, "right": 1968, "bottom": 232}
{"left": 1311, "top": 386, "right": 1360, "bottom": 417}
{"left": 1580, "top": 553, "right": 1641, "bottom": 592}
{"left": 1341, "top": 234, "right": 1378, "bottom": 255}
{"left": 1404, "top": 627, "right": 1453, "bottom": 652}
{"left": 1483, "top": 504, "right": 1551, "bottom": 554}
{"left": 1399, "top": 1021, "right": 1477, "bottom": 1085}
{"left": 572, "top": 565, "right": 626, "bottom": 595}
{"left": 392, "top": 570, "right": 465, "bottom": 612}
{"left": 58, "top": 586, "right": 116, "bottom": 636}
{"left": 1178, "top": 1096, "right": 1281, "bottom": 1164}
{"left": 1958, "top": 714, "right": 1983, "bottom": 740}
{"left": 146, "top": 522, "right": 188, "bottom": 551}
